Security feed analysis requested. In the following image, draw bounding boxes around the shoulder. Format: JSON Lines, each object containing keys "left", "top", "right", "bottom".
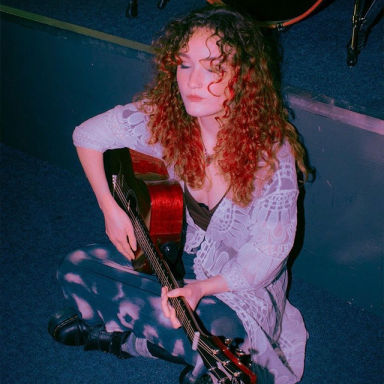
{"left": 275, "top": 140, "right": 294, "bottom": 161}
{"left": 113, "top": 102, "right": 149, "bottom": 126}
{"left": 254, "top": 141, "right": 297, "bottom": 198}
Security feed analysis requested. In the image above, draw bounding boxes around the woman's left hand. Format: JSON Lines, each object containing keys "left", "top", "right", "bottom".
{"left": 161, "top": 275, "right": 229, "bottom": 329}
{"left": 161, "top": 283, "right": 204, "bottom": 329}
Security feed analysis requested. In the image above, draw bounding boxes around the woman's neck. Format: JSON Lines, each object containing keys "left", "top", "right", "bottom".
{"left": 198, "top": 116, "right": 221, "bottom": 153}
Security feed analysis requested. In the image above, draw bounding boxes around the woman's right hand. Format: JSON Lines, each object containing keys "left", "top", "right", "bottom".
{"left": 100, "top": 195, "right": 137, "bottom": 260}
{"left": 75, "top": 146, "right": 137, "bottom": 260}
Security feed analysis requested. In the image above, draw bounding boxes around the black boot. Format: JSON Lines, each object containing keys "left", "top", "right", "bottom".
{"left": 84, "top": 324, "right": 132, "bottom": 359}
{"left": 47, "top": 307, "right": 88, "bottom": 346}
{"left": 47, "top": 307, "right": 132, "bottom": 359}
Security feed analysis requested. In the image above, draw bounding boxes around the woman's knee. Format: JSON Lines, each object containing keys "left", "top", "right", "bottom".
{"left": 197, "top": 297, "right": 246, "bottom": 341}
{"left": 57, "top": 244, "right": 111, "bottom": 278}
{"left": 57, "top": 248, "right": 92, "bottom": 285}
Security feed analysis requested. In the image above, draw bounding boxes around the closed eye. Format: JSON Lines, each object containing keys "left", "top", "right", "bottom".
{"left": 179, "top": 63, "right": 190, "bottom": 69}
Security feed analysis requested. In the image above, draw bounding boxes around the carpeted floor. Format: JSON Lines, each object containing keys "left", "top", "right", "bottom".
{"left": 0, "top": 0, "right": 383, "bottom": 113}
{"left": 1, "top": 143, "right": 383, "bottom": 383}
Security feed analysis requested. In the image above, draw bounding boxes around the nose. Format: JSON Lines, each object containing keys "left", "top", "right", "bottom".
{"left": 188, "top": 68, "right": 202, "bottom": 89}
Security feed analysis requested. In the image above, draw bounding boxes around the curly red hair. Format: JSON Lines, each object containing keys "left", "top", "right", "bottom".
{"left": 136, "top": 5, "right": 308, "bottom": 206}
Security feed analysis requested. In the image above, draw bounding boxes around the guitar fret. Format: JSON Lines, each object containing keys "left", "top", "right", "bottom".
{"left": 114, "top": 186, "right": 200, "bottom": 343}
{"left": 130, "top": 216, "right": 202, "bottom": 342}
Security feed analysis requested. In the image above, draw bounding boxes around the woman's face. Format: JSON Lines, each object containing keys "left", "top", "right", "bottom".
{"left": 176, "top": 29, "right": 233, "bottom": 121}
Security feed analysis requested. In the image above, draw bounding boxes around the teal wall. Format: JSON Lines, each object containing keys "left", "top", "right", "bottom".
{"left": 1, "top": 8, "right": 383, "bottom": 317}
{"left": 288, "top": 106, "right": 384, "bottom": 316}
{"left": 1, "top": 9, "right": 153, "bottom": 176}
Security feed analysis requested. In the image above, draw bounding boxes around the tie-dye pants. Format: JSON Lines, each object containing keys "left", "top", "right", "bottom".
{"left": 57, "top": 242, "right": 247, "bottom": 370}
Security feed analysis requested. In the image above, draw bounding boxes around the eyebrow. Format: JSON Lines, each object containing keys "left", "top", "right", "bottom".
{"left": 178, "top": 53, "right": 222, "bottom": 61}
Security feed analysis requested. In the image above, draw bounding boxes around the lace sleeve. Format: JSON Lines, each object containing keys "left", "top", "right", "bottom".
{"left": 72, "top": 103, "right": 163, "bottom": 159}
{"left": 218, "top": 144, "right": 299, "bottom": 291}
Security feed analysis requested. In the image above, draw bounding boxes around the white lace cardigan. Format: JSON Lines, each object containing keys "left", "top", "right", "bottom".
{"left": 73, "top": 103, "right": 308, "bottom": 383}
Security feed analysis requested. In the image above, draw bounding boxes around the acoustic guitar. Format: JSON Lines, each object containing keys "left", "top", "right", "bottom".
{"left": 106, "top": 148, "right": 257, "bottom": 384}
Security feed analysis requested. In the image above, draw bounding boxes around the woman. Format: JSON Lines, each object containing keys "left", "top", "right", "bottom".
{"left": 48, "top": 5, "right": 309, "bottom": 384}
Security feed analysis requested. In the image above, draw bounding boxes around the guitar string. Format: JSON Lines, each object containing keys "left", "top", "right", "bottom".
{"left": 115, "top": 191, "right": 243, "bottom": 382}
{"left": 114, "top": 184, "right": 242, "bottom": 380}
{"left": 113, "top": 186, "right": 219, "bottom": 345}
{"left": 114, "top": 182, "right": 243, "bottom": 380}
{"left": 113, "top": 184, "right": 201, "bottom": 335}
{"left": 114, "top": 183, "right": 242, "bottom": 380}
{"left": 113, "top": 185, "right": 206, "bottom": 342}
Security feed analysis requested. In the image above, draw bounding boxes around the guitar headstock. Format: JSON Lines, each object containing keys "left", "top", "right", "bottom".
{"left": 197, "top": 335, "right": 257, "bottom": 384}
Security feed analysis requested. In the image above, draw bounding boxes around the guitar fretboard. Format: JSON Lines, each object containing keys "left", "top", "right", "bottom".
{"left": 114, "top": 179, "right": 205, "bottom": 346}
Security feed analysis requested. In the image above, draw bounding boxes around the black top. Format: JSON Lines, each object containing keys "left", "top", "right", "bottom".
{"left": 184, "top": 186, "right": 226, "bottom": 231}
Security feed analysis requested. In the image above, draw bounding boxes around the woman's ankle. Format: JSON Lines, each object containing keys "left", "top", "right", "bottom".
{"left": 84, "top": 325, "right": 132, "bottom": 359}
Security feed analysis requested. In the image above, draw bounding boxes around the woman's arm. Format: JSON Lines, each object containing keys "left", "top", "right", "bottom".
{"left": 73, "top": 104, "right": 164, "bottom": 258}
{"left": 76, "top": 146, "right": 137, "bottom": 259}
{"left": 161, "top": 275, "right": 229, "bottom": 329}
{"left": 216, "top": 144, "right": 299, "bottom": 292}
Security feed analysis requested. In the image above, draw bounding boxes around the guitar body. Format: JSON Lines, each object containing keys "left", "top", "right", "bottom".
{"left": 106, "top": 147, "right": 256, "bottom": 384}
{"left": 104, "top": 148, "right": 184, "bottom": 275}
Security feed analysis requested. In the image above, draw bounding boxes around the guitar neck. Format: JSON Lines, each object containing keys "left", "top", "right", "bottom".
{"left": 131, "top": 211, "right": 179, "bottom": 291}
{"left": 125, "top": 199, "right": 208, "bottom": 346}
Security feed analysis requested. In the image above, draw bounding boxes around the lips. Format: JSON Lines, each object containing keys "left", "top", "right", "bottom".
{"left": 187, "top": 95, "right": 204, "bottom": 102}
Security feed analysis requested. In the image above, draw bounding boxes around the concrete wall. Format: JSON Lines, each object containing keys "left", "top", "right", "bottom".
{"left": 1, "top": 6, "right": 383, "bottom": 317}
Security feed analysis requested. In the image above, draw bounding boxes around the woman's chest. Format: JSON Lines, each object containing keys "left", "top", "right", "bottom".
{"left": 187, "top": 164, "right": 230, "bottom": 210}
